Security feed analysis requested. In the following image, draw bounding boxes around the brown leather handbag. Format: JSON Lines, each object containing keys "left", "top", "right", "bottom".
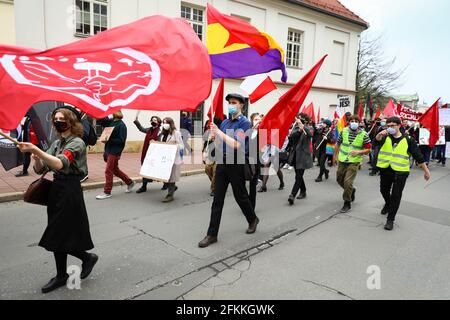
{"left": 23, "top": 170, "right": 53, "bottom": 206}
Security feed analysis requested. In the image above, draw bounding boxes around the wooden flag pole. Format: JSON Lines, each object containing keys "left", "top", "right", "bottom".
{"left": 0, "top": 131, "right": 20, "bottom": 145}
{"left": 315, "top": 127, "right": 332, "bottom": 150}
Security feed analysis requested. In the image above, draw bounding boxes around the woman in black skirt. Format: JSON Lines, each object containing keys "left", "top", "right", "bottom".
{"left": 18, "top": 106, "right": 97, "bottom": 294}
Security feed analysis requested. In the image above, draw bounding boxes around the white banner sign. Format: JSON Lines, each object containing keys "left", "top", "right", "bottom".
{"left": 439, "top": 109, "right": 450, "bottom": 126}
{"left": 446, "top": 142, "right": 450, "bottom": 158}
{"left": 419, "top": 127, "right": 446, "bottom": 145}
{"left": 140, "top": 141, "right": 178, "bottom": 182}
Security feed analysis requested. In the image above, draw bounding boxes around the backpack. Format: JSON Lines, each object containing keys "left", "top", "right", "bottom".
{"left": 82, "top": 118, "right": 98, "bottom": 146}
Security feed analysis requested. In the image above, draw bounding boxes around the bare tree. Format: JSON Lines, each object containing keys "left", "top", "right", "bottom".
{"left": 354, "top": 33, "right": 407, "bottom": 117}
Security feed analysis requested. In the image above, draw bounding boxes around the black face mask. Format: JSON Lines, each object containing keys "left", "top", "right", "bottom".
{"left": 53, "top": 121, "right": 69, "bottom": 133}
{"left": 151, "top": 121, "right": 158, "bottom": 127}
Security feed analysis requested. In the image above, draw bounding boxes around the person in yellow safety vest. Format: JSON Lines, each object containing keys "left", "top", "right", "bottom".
{"left": 333, "top": 115, "right": 372, "bottom": 213}
{"left": 375, "top": 117, "right": 431, "bottom": 230}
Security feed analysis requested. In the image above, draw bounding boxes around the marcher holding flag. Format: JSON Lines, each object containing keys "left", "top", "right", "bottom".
{"left": 16, "top": 106, "right": 97, "bottom": 294}
{"left": 375, "top": 117, "right": 431, "bottom": 230}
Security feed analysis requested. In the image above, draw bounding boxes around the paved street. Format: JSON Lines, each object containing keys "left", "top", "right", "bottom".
{"left": 0, "top": 162, "right": 449, "bottom": 300}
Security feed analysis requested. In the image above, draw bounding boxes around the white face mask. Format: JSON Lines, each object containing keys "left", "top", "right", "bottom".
{"left": 162, "top": 123, "right": 170, "bottom": 131}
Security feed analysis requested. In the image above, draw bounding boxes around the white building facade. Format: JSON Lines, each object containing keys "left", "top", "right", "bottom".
{"left": 10, "top": 0, "right": 367, "bottom": 147}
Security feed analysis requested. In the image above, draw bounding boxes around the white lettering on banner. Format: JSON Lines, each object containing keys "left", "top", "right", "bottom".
{"left": 140, "top": 141, "right": 178, "bottom": 182}
{"left": 0, "top": 47, "right": 161, "bottom": 111}
{"left": 397, "top": 105, "right": 422, "bottom": 121}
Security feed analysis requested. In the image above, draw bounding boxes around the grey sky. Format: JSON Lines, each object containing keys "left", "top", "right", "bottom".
{"left": 339, "top": 0, "right": 450, "bottom": 105}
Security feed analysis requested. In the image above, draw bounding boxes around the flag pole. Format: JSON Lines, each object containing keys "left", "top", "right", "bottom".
{"left": 0, "top": 131, "right": 19, "bottom": 145}
{"left": 315, "top": 127, "right": 332, "bottom": 150}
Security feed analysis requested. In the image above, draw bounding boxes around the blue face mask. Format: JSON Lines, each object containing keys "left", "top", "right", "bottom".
{"left": 228, "top": 104, "right": 238, "bottom": 115}
{"left": 387, "top": 127, "right": 397, "bottom": 135}
{"left": 349, "top": 122, "right": 359, "bottom": 131}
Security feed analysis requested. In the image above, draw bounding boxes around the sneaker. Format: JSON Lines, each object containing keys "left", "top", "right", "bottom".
{"left": 296, "top": 192, "right": 306, "bottom": 200}
{"left": 162, "top": 194, "right": 174, "bottom": 202}
{"left": 288, "top": 166, "right": 294, "bottom": 170}
{"left": 96, "top": 193, "right": 111, "bottom": 200}
{"left": 126, "top": 181, "right": 135, "bottom": 193}
{"left": 282, "top": 164, "right": 289, "bottom": 169}
{"left": 15, "top": 171, "right": 29, "bottom": 177}
{"left": 384, "top": 220, "right": 394, "bottom": 231}
{"left": 80, "top": 174, "right": 89, "bottom": 183}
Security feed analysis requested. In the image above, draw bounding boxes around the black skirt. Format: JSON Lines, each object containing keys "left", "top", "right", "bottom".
{"left": 39, "top": 176, "right": 94, "bottom": 252}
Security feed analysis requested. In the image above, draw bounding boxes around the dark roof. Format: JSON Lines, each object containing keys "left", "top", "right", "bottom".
{"left": 284, "top": 0, "right": 369, "bottom": 29}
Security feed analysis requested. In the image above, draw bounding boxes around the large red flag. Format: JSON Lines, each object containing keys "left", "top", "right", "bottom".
{"left": 358, "top": 100, "right": 363, "bottom": 119}
{"left": 207, "top": 79, "right": 225, "bottom": 121}
{"left": 418, "top": 99, "right": 440, "bottom": 148}
{"left": 258, "top": 55, "right": 327, "bottom": 148}
{"left": 0, "top": 16, "right": 212, "bottom": 130}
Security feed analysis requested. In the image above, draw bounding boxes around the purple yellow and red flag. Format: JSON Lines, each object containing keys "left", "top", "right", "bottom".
{"left": 206, "top": 4, "right": 287, "bottom": 82}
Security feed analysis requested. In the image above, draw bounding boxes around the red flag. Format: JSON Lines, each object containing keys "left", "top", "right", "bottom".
{"left": 373, "top": 106, "right": 381, "bottom": 120}
{"left": 207, "top": 79, "right": 225, "bottom": 120}
{"left": 0, "top": 16, "right": 212, "bottom": 131}
{"left": 334, "top": 111, "right": 339, "bottom": 119}
{"left": 258, "top": 55, "right": 327, "bottom": 148}
{"left": 317, "top": 106, "right": 321, "bottom": 122}
{"left": 207, "top": 4, "right": 270, "bottom": 56}
{"left": 382, "top": 99, "right": 398, "bottom": 117}
{"left": 358, "top": 100, "right": 363, "bottom": 119}
{"left": 418, "top": 99, "right": 440, "bottom": 148}
{"left": 303, "top": 102, "right": 316, "bottom": 123}
{"left": 240, "top": 74, "right": 276, "bottom": 104}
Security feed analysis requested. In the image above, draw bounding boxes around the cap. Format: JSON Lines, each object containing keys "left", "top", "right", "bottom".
{"left": 225, "top": 93, "right": 246, "bottom": 104}
{"left": 323, "top": 119, "right": 332, "bottom": 126}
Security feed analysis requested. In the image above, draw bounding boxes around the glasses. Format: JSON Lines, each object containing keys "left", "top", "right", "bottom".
{"left": 387, "top": 124, "right": 399, "bottom": 128}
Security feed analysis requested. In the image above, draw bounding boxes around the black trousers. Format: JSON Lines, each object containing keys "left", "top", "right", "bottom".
{"left": 317, "top": 151, "right": 329, "bottom": 178}
{"left": 207, "top": 164, "right": 257, "bottom": 237}
{"left": 54, "top": 251, "right": 90, "bottom": 277}
{"left": 379, "top": 167, "right": 409, "bottom": 222}
{"left": 249, "top": 164, "right": 260, "bottom": 210}
{"left": 290, "top": 169, "right": 306, "bottom": 197}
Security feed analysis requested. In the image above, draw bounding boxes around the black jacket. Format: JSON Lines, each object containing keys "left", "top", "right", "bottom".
{"left": 97, "top": 118, "right": 127, "bottom": 156}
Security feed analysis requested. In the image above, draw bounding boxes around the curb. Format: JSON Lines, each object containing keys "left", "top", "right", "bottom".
{"left": 0, "top": 169, "right": 205, "bottom": 204}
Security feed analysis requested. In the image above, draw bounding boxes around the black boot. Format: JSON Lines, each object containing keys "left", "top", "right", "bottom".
{"left": 288, "top": 194, "right": 295, "bottom": 206}
{"left": 315, "top": 176, "right": 323, "bottom": 182}
{"left": 324, "top": 169, "right": 329, "bottom": 180}
{"left": 136, "top": 185, "right": 147, "bottom": 194}
{"left": 278, "top": 181, "right": 285, "bottom": 190}
{"left": 340, "top": 201, "right": 351, "bottom": 213}
{"left": 81, "top": 253, "right": 99, "bottom": 279}
{"left": 296, "top": 192, "right": 307, "bottom": 200}
{"left": 41, "top": 274, "right": 69, "bottom": 294}
{"left": 384, "top": 220, "right": 394, "bottom": 231}
{"left": 381, "top": 205, "right": 389, "bottom": 215}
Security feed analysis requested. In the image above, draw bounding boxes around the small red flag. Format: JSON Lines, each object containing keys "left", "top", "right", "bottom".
{"left": 207, "top": 79, "right": 225, "bottom": 121}
{"left": 373, "top": 106, "right": 381, "bottom": 120}
{"left": 358, "top": 101, "right": 363, "bottom": 119}
{"left": 418, "top": 99, "right": 440, "bottom": 148}
{"left": 258, "top": 55, "right": 327, "bottom": 148}
{"left": 317, "top": 106, "right": 321, "bottom": 122}
{"left": 303, "top": 102, "right": 316, "bottom": 123}
{"left": 382, "top": 99, "right": 398, "bottom": 117}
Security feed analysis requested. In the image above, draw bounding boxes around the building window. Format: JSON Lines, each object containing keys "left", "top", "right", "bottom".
{"left": 181, "top": 3, "right": 205, "bottom": 41}
{"left": 75, "top": 0, "right": 108, "bottom": 37}
{"left": 286, "top": 29, "right": 304, "bottom": 68}
{"left": 231, "top": 14, "right": 251, "bottom": 23}
{"left": 331, "top": 41, "right": 345, "bottom": 75}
